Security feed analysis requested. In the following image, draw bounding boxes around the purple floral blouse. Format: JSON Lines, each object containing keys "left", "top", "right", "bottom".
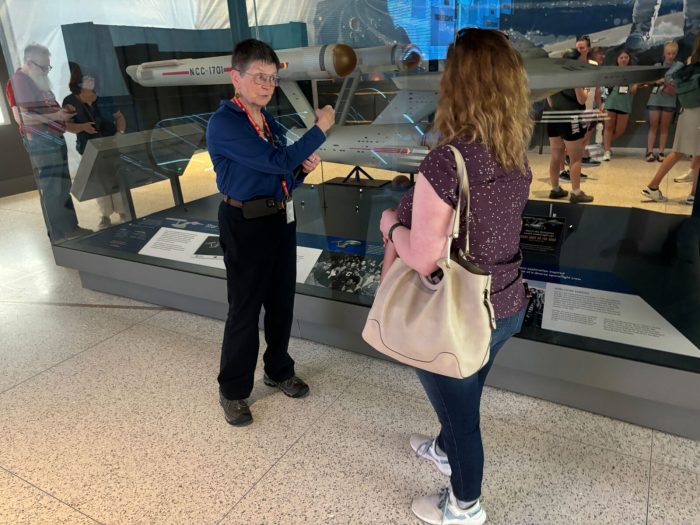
{"left": 396, "top": 138, "right": 532, "bottom": 319}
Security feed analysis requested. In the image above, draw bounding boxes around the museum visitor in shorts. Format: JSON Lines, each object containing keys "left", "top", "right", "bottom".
{"left": 206, "top": 38, "right": 335, "bottom": 426}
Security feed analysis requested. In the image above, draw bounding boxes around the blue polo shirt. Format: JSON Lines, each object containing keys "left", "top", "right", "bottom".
{"left": 207, "top": 99, "right": 326, "bottom": 202}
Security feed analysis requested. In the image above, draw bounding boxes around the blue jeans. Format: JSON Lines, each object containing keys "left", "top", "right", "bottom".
{"left": 24, "top": 134, "right": 78, "bottom": 241}
{"left": 416, "top": 307, "right": 526, "bottom": 502}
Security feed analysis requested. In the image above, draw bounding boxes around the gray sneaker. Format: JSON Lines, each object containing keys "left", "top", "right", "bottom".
{"left": 410, "top": 434, "right": 451, "bottom": 476}
{"left": 570, "top": 191, "right": 594, "bottom": 204}
{"left": 219, "top": 393, "right": 252, "bottom": 426}
{"left": 263, "top": 374, "right": 309, "bottom": 398}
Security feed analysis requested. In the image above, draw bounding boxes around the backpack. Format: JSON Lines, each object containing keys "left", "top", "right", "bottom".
{"left": 673, "top": 62, "right": 700, "bottom": 109}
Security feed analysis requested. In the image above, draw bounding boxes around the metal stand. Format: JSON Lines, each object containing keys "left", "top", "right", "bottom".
{"left": 343, "top": 165, "right": 374, "bottom": 183}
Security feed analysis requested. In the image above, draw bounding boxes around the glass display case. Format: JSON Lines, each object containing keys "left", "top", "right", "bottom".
{"left": 1, "top": 0, "right": 698, "bottom": 431}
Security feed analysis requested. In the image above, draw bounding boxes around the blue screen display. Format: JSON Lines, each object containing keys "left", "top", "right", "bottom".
{"left": 389, "top": 0, "right": 509, "bottom": 60}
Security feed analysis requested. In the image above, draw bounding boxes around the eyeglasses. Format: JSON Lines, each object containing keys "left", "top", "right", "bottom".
{"left": 235, "top": 69, "right": 280, "bottom": 87}
{"left": 576, "top": 35, "right": 591, "bottom": 45}
{"left": 456, "top": 27, "right": 509, "bottom": 41}
{"left": 29, "top": 60, "right": 52, "bottom": 73}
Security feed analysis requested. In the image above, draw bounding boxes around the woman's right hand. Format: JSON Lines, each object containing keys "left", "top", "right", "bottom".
{"left": 315, "top": 105, "right": 335, "bottom": 134}
{"left": 81, "top": 122, "right": 98, "bottom": 134}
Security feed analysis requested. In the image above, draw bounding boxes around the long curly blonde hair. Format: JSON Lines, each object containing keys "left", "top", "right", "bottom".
{"left": 434, "top": 29, "right": 532, "bottom": 173}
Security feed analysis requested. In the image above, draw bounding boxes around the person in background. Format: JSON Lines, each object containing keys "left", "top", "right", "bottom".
{"left": 579, "top": 40, "right": 604, "bottom": 167}
{"left": 642, "top": 33, "right": 700, "bottom": 205}
{"left": 602, "top": 49, "right": 639, "bottom": 161}
{"left": 9, "top": 43, "right": 91, "bottom": 241}
{"left": 546, "top": 81, "right": 594, "bottom": 203}
{"left": 379, "top": 28, "right": 532, "bottom": 524}
{"left": 207, "top": 39, "right": 335, "bottom": 427}
{"left": 62, "top": 62, "right": 126, "bottom": 228}
{"left": 645, "top": 41, "right": 684, "bottom": 162}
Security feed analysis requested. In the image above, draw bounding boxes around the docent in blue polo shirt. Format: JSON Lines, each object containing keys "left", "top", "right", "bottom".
{"left": 207, "top": 38, "right": 335, "bottom": 426}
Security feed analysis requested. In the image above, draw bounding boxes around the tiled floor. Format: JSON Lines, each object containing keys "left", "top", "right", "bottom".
{"left": 1, "top": 189, "right": 699, "bottom": 525}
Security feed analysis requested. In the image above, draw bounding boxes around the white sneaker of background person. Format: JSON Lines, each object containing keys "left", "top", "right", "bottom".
{"left": 642, "top": 186, "right": 667, "bottom": 202}
{"left": 411, "top": 434, "right": 452, "bottom": 476}
{"left": 674, "top": 169, "right": 696, "bottom": 183}
{"left": 412, "top": 487, "right": 487, "bottom": 525}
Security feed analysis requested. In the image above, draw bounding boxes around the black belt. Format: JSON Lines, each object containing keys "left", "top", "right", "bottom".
{"left": 223, "top": 196, "right": 286, "bottom": 209}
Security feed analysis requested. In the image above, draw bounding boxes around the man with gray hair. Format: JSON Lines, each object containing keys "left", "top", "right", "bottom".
{"left": 9, "top": 43, "right": 91, "bottom": 240}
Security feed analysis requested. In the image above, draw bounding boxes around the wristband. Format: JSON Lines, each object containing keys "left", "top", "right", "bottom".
{"left": 387, "top": 222, "right": 403, "bottom": 243}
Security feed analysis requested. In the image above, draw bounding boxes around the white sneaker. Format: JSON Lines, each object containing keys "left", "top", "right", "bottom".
{"left": 412, "top": 487, "right": 487, "bottom": 525}
{"left": 674, "top": 170, "right": 696, "bottom": 183}
{"left": 410, "top": 434, "right": 451, "bottom": 476}
{"left": 603, "top": 150, "right": 611, "bottom": 161}
{"left": 642, "top": 187, "right": 667, "bottom": 202}
{"left": 685, "top": 195, "right": 695, "bottom": 205}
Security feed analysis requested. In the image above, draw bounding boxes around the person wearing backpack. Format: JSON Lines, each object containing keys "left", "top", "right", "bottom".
{"left": 642, "top": 33, "right": 700, "bottom": 204}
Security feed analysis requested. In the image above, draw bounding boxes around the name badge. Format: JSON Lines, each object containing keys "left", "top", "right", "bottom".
{"left": 619, "top": 85, "right": 629, "bottom": 94}
{"left": 286, "top": 198, "right": 295, "bottom": 224}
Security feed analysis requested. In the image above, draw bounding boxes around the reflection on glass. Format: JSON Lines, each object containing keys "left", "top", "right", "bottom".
{"left": 1, "top": 0, "right": 698, "bottom": 368}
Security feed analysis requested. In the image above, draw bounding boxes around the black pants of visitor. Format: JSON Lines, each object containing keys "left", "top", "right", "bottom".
{"left": 217, "top": 200, "right": 297, "bottom": 400}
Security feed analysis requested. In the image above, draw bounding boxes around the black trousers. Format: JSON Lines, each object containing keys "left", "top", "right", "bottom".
{"left": 217, "top": 201, "right": 297, "bottom": 400}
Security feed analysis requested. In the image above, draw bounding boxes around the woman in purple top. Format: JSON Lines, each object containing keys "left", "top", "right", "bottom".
{"left": 378, "top": 28, "right": 533, "bottom": 524}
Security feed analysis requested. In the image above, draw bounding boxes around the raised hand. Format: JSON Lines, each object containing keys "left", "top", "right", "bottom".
{"left": 314, "top": 105, "right": 335, "bottom": 133}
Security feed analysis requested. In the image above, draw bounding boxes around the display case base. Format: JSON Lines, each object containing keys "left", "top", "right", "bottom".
{"left": 54, "top": 243, "right": 699, "bottom": 440}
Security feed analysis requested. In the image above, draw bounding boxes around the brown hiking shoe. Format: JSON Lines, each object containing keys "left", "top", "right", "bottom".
{"left": 219, "top": 393, "right": 252, "bottom": 426}
{"left": 263, "top": 374, "right": 310, "bottom": 398}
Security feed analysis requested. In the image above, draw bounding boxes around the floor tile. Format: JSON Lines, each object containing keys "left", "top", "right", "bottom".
{"left": 0, "top": 222, "right": 56, "bottom": 276}
{"left": 481, "top": 418, "right": 649, "bottom": 525}
{"left": 220, "top": 380, "right": 440, "bottom": 525}
{"left": 0, "top": 208, "right": 46, "bottom": 235}
{"left": 288, "top": 337, "right": 375, "bottom": 380}
{"left": 0, "top": 303, "right": 138, "bottom": 393}
{"left": 223, "top": 380, "right": 650, "bottom": 525}
{"left": 647, "top": 463, "right": 700, "bottom": 524}
{"left": 652, "top": 430, "right": 700, "bottom": 474}
{"left": 144, "top": 309, "right": 225, "bottom": 343}
{"left": 481, "top": 386, "right": 653, "bottom": 461}
{"left": 0, "top": 469, "right": 98, "bottom": 525}
{"left": 0, "top": 268, "right": 28, "bottom": 287}
{"left": 0, "top": 191, "right": 43, "bottom": 215}
{"left": 354, "top": 356, "right": 427, "bottom": 400}
{"left": 1, "top": 265, "right": 161, "bottom": 323}
{"left": 0, "top": 324, "right": 351, "bottom": 525}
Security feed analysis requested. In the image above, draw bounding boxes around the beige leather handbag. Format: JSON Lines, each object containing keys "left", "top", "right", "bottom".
{"left": 362, "top": 145, "right": 497, "bottom": 379}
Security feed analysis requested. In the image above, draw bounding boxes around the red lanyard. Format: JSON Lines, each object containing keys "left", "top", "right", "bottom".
{"left": 231, "top": 96, "right": 273, "bottom": 142}
{"left": 231, "top": 97, "right": 289, "bottom": 199}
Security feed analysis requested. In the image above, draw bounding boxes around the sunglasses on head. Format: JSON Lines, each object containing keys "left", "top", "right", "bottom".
{"left": 456, "top": 27, "right": 510, "bottom": 41}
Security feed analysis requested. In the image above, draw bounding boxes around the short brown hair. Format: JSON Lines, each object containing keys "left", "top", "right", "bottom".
{"left": 231, "top": 39, "right": 280, "bottom": 72}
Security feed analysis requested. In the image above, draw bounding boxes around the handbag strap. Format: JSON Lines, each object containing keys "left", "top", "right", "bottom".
{"left": 445, "top": 145, "right": 470, "bottom": 263}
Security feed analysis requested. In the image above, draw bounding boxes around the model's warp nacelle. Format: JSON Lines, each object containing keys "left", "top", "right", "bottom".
{"left": 125, "top": 44, "right": 358, "bottom": 87}
{"left": 286, "top": 124, "right": 430, "bottom": 173}
{"left": 355, "top": 44, "right": 422, "bottom": 73}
